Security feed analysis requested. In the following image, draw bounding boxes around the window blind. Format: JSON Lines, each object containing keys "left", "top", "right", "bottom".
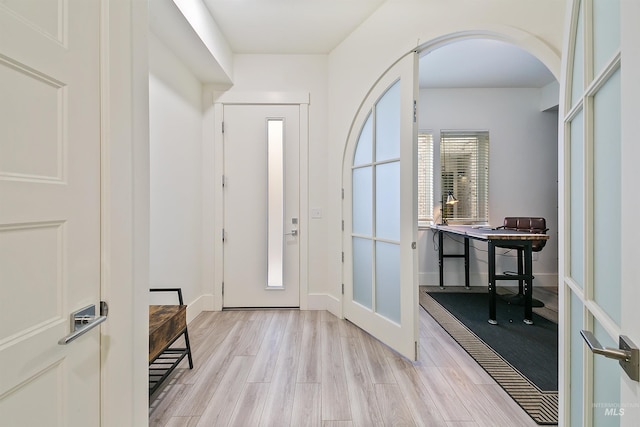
{"left": 440, "top": 131, "right": 489, "bottom": 223}
{"left": 417, "top": 132, "right": 434, "bottom": 223}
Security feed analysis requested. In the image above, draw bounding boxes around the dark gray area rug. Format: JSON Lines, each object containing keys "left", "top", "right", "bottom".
{"left": 420, "top": 288, "right": 558, "bottom": 425}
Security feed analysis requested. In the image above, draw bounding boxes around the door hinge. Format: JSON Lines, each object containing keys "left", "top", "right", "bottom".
{"left": 341, "top": 188, "right": 344, "bottom": 199}
{"left": 222, "top": 174, "right": 226, "bottom": 188}
{"left": 222, "top": 228, "right": 226, "bottom": 242}
{"left": 341, "top": 252, "right": 344, "bottom": 262}
{"left": 341, "top": 220, "right": 344, "bottom": 231}
{"left": 415, "top": 341, "right": 419, "bottom": 360}
{"left": 413, "top": 100, "right": 417, "bottom": 123}
{"left": 222, "top": 282, "right": 224, "bottom": 295}
{"left": 341, "top": 283, "right": 344, "bottom": 295}
{"left": 411, "top": 241, "right": 417, "bottom": 249}
{"left": 222, "top": 121, "right": 225, "bottom": 133}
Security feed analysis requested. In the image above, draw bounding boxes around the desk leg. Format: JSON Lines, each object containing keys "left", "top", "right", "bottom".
{"left": 438, "top": 230, "right": 444, "bottom": 288}
{"left": 488, "top": 242, "right": 497, "bottom": 325}
{"left": 524, "top": 243, "right": 534, "bottom": 325}
{"left": 464, "top": 237, "right": 470, "bottom": 289}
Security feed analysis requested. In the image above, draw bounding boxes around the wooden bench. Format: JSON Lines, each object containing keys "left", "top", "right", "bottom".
{"left": 149, "top": 288, "right": 193, "bottom": 396}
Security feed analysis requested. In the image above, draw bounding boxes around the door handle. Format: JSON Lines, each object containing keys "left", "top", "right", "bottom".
{"left": 58, "top": 302, "right": 108, "bottom": 345}
{"left": 284, "top": 229, "right": 298, "bottom": 236}
{"left": 580, "top": 330, "right": 639, "bottom": 381}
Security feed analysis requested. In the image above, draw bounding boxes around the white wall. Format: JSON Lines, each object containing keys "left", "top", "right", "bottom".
{"left": 418, "top": 87, "right": 558, "bottom": 288}
{"left": 149, "top": 33, "right": 205, "bottom": 316}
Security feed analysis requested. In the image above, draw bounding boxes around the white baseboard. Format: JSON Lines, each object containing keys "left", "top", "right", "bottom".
{"left": 307, "top": 293, "right": 342, "bottom": 318}
{"left": 186, "top": 294, "right": 215, "bottom": 324}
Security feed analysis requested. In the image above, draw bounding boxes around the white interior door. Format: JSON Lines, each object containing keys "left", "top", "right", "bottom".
{"left": 561, "top": 0, "right": 640, "bottom": 425}
{"left": 343, "top": 52, "right": 419, "bottom": 361}
{"left": 223, "top": 104, "right": 300, "bottom": 308}
{"left": 0, "top": 1, "right": 102, "bottom": 425}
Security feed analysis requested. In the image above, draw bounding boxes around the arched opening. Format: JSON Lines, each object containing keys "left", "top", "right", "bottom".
{"left": 342, "top": 31, "right": 560, "bottom": 421}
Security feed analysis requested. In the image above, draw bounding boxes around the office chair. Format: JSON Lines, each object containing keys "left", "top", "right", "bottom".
{"left": 497, "top": 217, "right": 548, "bottom": 307}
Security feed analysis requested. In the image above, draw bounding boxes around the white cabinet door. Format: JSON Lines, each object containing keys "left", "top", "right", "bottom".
{"left": 0, "top": 1, "right": 102, "bottom": 425}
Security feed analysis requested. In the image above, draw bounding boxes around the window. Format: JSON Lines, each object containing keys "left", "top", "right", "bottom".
{"left": 440, "top": 130, "right": 489, "bottom": 223}
{"left": 417, "top": 132, "right": 434, "bottom": 224}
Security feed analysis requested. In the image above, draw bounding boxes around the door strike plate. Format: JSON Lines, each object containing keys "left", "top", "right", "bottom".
{"left": 619, "top": 335, "right": 639, "bottom": 382}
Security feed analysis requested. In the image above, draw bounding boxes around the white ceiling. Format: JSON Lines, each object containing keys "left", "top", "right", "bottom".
{"left": 201, "top": 0, "right": 387, "bottom": 54}
{"left": 419, "top": 39, "right": 556, "bottom": 88}
{"left": 168, "top": 0, "right": 556, "bottom": 88}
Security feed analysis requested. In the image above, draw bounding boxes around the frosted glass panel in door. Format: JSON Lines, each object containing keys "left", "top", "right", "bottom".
{"left": 353, "top": 114, "right": 373, "bottom": 166}
{"left": 375, "top": 161, "right": 400, "bottom": 241}
{"left": 352, "top": 167, "right": 373, "bottom": 236}
{"left": 570, "top": 291, "right": 584, "bottom": 427}
{"left": 375, "top": 81, "right": 400, "bottom": 162}
{"left": 593, "top": 0, "right": 620, "bottom": 76}
{"left": 267, "top": 120, "right": 284, "bottom": 287}
{"left": 570, "top": 110, "right": 584, "bottom": 289}
{"left": 592, "top": 321, "right": 621, "bottom": 425}
{"left": 375, "top": 241, "right": 400, "bottom": 323}
{"left": 593, "top": 69, "right": 621, "bottom": 324}
{"left": 571, "top": 0, "right": 584, "bottom": 108}
{"left": 353, "top": 237, "right": 372, "bottom": 309}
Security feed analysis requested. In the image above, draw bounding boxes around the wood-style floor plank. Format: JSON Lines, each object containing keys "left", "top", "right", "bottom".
{"left": 246, "top": 310, "right": 289, "bottom": 383}
{"left": 386, "top": 356, "right": 449, "bottom": 427}
{"left": 195, "top": 355, "right": 255, "bottom": 426}
{"left": 374, "top": 383, "right": 417, "bottom": 426}
{"left": 341, "top": 336, "right": 384, "bottom": 426}
{"left": 258, "top": 311, "right": 304, "bottom": 427}
{"left": 291, "top": 383, "right": 322, "bottom": 427}
{"left": 297, "top": 310, "right": 322, "bottom": 383}
{"left": 164, "top": 416, "right": 199, "bottom": 427}
{"left": 227, "top": 382, "right": 269, "bottom": 427}
{"left": 149, "top": 301, "right": 556, "bottom": 427}
{"left": 320, "top": 318, "right": 351, "bottom": 421}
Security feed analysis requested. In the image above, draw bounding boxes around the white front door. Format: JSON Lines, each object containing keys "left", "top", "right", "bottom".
{"left": 0, "top": 1, "right": 102, "bottom": 426}
{"left": 343, "top": 52, "right": 419, "bottom": 361}
{"left": 222, "top": 104, "right": 301, "bottom": 308}
{"left": 561, "top": 0, "right": 640, "bottom": 425}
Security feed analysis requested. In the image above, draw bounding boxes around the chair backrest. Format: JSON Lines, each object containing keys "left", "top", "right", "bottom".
{"left": 503, "top": 217, "right": 548, "bottom": 252}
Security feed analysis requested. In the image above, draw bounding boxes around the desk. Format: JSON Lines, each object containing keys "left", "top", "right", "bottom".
{"left": 431, "top": 224, "right": 549, "bottom": 325}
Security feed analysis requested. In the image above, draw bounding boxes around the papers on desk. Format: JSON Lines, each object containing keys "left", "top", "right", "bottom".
{"left": 471, "top": 225, "right": 497, "bottom": 230}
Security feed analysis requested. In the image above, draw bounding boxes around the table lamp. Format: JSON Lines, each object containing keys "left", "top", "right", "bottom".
{"left": 441, "top": 191, "right": 458, "bottom": 225}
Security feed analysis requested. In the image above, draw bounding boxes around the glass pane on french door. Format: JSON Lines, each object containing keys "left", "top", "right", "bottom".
{"left": 352, "top": 80, "right": 401, "bottom": 324}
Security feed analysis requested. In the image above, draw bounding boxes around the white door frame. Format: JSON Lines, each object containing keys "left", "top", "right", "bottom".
{"left": 208, "top": 92, "right": 310, "bottom": 311}
{"left": 99, "top": 1, "right": 150, "bottom": 425}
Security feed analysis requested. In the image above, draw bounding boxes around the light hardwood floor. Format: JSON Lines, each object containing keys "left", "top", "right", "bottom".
{"left": 149, "top": 294, "right": 558, "bottom": 427}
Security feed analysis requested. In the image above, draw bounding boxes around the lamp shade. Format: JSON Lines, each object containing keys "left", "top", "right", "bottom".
{"left": 446, "top": 191, "right": 458, "bottom": 205}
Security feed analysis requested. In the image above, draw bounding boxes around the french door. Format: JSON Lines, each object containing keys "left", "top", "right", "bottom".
{"left": 561, "top": 0, "right": 640, "bottom": 425}
{"left": 343, "top": 52, "right": 419, "bottom": 361}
